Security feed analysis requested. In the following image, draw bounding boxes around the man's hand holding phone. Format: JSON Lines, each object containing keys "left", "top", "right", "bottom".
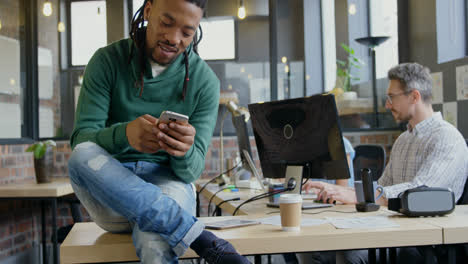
{"left": 156, "top": 111, "right": 195, "bottom": 157}
{"left": 126, "top": 111, "right": 194, "bottom": 156}
{"left": 126, "top": 114, "right": 162, "bottom": 153}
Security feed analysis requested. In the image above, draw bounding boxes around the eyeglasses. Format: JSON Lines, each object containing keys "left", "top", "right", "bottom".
{"left": 385, "top": 91, "right": 411, "bottom": 104}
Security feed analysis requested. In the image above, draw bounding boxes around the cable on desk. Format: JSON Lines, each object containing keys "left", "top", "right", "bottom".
{"left": 232, "top": 187, "right": 293, "bottom": 216}
{"left": 198, "top": 162, "right": 241, "bottom": 195}
{"left": 232, "top": 173, "right": 307, "bottom": 215}
{"left": 207, "top": 186, "right": 260, "bottom": 216}
{"left": 196, "top": 162, "right": 241, "bottom": 217}
{"left": 211, "top": 197, "right": 241, "bottom": 216}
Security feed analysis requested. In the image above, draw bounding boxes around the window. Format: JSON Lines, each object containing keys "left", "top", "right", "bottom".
{"left": 436, "top": 0, "right": 467, "bottom": 63}
{"left": 198, "top": 18, "right": 236, "bottom": 61}
{"left": 322, "top": 0, "right": 400, "bottom": 131}
{"left": 370, "top": 0, "right": 399, "bottom": 79}
{"left": 71, "top": 1, "right": 107, "bottom": 66}
{"left": 132, "top": 0, "right": 145, "bottom": 16}
{"left": 0, "top": 1, "right": 26, "bottom": 139}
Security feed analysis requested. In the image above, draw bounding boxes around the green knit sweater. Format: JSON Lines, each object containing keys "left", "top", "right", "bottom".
{"left": 71, "top": 39, "right": 220, "bottom": 183}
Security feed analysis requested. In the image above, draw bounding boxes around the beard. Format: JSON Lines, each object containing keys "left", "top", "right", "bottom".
{"left": 146, "top": 40, "right": 180, "bottom": 66}
{"left": 391, "top": 109, "right": 411, "bottom": 123}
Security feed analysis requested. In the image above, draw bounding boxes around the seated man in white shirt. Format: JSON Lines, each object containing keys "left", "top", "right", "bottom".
{"left": 303, "top": 62, "right": 468, "bottom": 263}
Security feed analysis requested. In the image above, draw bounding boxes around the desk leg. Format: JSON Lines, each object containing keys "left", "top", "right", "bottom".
{"left": 254, "top": 255, "right": 262, "bottom": 264}
{"left": 215, "top": 206, "right": 222, "bottom": 216}
{"left": 41, "top": 201, "right": 47, "bottom": 264}
{"left": 422, "top": 246, "right": 436, "bottom": 264}
{"left": 52, "top": 198, "right": 58, "bottom": 264}
{"left": 447, "top": 246, "right": 456, "bottom": 264}
{"left": 389, "top": 248, "right": 396, "bottom": 264}
{"left": 368, "top": 248, "right": 376, "bottom": 264}
{"left": 379, "top": 248, "right": 387, "bottom": 264}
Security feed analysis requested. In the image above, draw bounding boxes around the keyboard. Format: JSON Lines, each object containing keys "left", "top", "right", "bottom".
{"left": 266, "top": 201, "right": 333, "bottom": 210}
{"left": 301, "top": 193, "right": 318, "bottom": 200}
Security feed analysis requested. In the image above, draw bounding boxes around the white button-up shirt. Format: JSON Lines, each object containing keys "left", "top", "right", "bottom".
{"left": 378, "top": 112, "right": 468, "bottom": 201}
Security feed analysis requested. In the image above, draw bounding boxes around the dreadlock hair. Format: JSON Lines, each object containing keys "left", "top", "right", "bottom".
{"left": 129, "top": 0, "right": 207, "bottom": 100}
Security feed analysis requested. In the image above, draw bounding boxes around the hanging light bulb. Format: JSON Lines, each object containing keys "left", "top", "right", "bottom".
{"left": 348, "top": 4, "right": 357, "bottom": 15}
{"left": 237, "top": 0, "right": 246, "bottom": 20}
{"left": 57, "top": 21, "right": 65, "bottom": 32}
{"left": 43, "top": 1, "right": 53, "bottom": 17}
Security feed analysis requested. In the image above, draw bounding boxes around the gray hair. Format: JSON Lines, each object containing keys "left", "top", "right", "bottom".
{"left": 387, "top": 63, "right": 433, "bottom": 103}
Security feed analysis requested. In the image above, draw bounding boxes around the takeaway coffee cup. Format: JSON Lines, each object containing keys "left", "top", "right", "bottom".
{"left": 279, "top": 194, "right": 302, "bottom": 232}
{"left": 354, "top": 180, "right": 384, "bottom": 203}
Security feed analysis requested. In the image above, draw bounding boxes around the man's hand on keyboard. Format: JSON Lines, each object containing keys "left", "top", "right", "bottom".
{"left": 302, "top": 181, "right": 357, "bottom": 205}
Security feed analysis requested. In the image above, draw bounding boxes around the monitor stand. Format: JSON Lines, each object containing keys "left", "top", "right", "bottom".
{"left": 284, "top": 165, "right": 303, "bottom": 194}
{"left": 266, "top": 165, "right": 334, "bottom": 210}
{"left": 241, "top": 150, "right": 267, "bottom": 191}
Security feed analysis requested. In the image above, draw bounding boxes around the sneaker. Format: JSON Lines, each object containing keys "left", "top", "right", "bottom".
{"left": 190, "top": 230, "right": 251, "bottom": 264}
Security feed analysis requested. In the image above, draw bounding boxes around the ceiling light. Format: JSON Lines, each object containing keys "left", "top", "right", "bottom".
{"left": 43, "top": 1, "right": 53, "bottom": 17}
{"left": 348, "top": 4, "right": 357, "bottom": 15}
{"left": 237, "top": 0, "right": 246, "bottom": 20}
{"left": 57, "top": 22, "right": 65, "bottom": 32}
{"left": 281, "top": 56, "right": 288, "bottom": 64}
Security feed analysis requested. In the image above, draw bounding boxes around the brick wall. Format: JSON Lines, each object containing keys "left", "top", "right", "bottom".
{"left": 0, "top": 142, "right": 88, "bottom": 261}
{"left": 0, "top": 130, "right": 400, "bottom": 261}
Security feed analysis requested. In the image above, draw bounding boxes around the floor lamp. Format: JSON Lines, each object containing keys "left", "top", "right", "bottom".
{"left": 355, "top": 36, "right": 389, "bottom": 128}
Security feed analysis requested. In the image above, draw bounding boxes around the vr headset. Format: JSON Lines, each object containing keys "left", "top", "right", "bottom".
{"left": 388, "top": 186, "right": 455, "bottom": 217}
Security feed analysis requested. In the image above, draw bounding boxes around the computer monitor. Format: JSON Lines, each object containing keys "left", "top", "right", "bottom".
{"left": 232, "top": 114, "right": 253, "bottom": 171}
{"left": 230, "top": 114, "right": 267, "bottom": 190}
{"left": 248, "top": 94, "right": 350, "bottom": 193}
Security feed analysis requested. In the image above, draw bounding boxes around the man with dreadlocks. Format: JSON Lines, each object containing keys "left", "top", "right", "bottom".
{"left": 67, "top": 0, "right": 250, "bottom": 263}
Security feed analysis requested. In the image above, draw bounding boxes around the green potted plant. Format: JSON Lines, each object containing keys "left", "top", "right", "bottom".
{"left": 26, "top": 140, "right": 56, "bottom": 183}
{"left": 334, "top": 43, "right": 365, "bottom": 100}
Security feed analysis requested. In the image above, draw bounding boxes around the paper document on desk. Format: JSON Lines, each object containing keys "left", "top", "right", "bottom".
{"left": 327, "top": 216, "right": 399, "bottom": 229}
{"left": 258, "top": 215, "right": 327, "bottom": 227}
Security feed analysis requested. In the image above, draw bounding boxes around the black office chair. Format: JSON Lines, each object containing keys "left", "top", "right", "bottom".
{"left": 353, "top": 144, "right": 386, "bottom": 181}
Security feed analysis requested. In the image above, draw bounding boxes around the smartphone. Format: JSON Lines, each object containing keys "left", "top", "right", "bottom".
{"left": 157, "top": 111, "right": 189, "bottom": 125}
{"left": 205, "top": 219, "right": 260, "bottom": 230}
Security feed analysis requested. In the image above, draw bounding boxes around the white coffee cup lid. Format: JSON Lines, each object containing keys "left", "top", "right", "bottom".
{"left": 279, "top": 194, "right": 302, "bottom": 204}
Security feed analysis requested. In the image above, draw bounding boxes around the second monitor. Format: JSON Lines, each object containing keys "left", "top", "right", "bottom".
{"left": 248, "top": 94, "right": 350, "bottom": 194}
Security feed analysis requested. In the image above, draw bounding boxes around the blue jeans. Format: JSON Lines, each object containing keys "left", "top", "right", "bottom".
{"left": 68, "top": 142, "right": 204, "bottom": 263}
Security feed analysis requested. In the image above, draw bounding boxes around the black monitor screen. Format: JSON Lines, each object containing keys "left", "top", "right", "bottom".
{"left": 248, "top": 94, "right": 350, "bottom": 180}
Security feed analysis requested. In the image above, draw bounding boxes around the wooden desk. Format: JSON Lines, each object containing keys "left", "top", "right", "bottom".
{"left": 0, "top": 179, "right": 74, "bottom": 264}
{"left": 196, "top": 184, "right": 443, "bottom": 249}
{"left": 61, "top": 182, "right": 463, "bottom": 264}
{"left": 0, "top": 178, "right": 73, "bottom": 197}
{"left": 61, "top": 211, "right": 443, "bottom": 264}
{"left": 419, "top": 205, "right": 468, "bottom": 244}
{"left": 196, "top": 182, "right": 463, "bottom": 264}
